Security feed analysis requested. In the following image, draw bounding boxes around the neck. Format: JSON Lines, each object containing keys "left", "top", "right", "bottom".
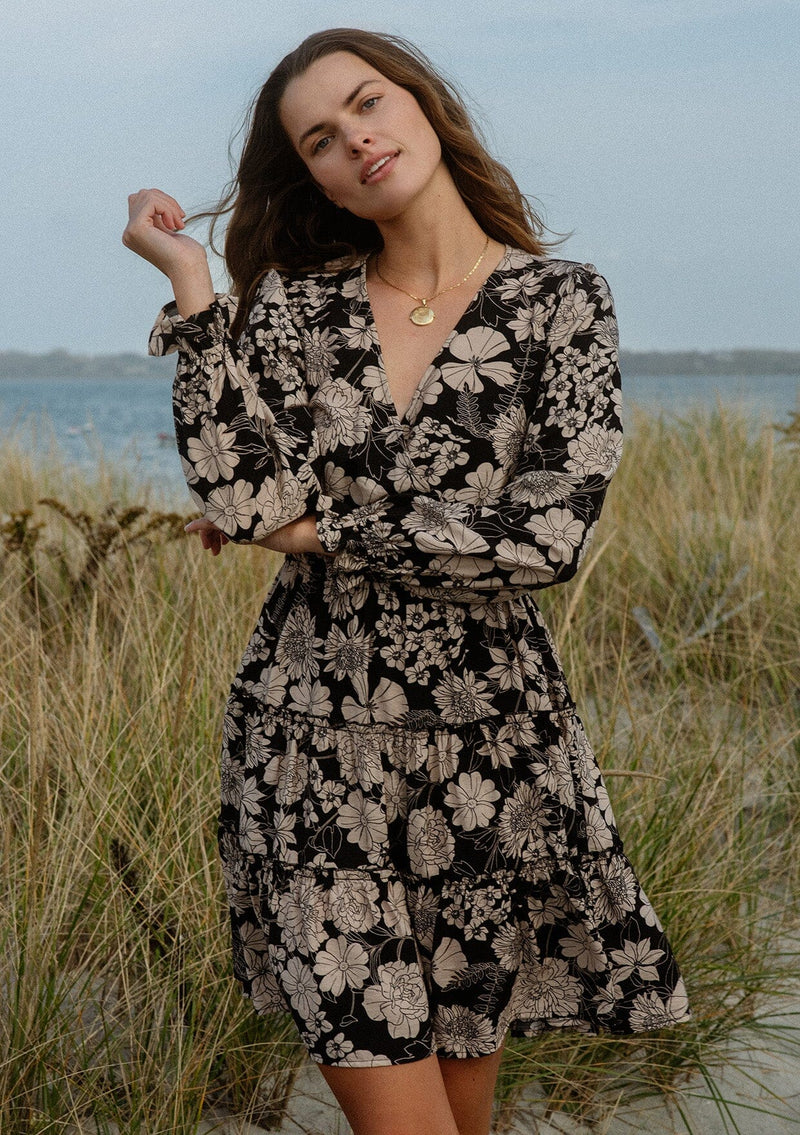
{"left": 372, "top": 169, "right": 490, "bottom": 294}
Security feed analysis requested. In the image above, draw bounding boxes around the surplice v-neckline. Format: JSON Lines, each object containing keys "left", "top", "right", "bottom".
{"left": 358, "top": 248, "right": 510, "bottom": 427}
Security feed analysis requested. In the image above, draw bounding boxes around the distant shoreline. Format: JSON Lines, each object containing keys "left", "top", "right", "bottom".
{"left": 1, "top": 347, "right": 799, "bottom": 380}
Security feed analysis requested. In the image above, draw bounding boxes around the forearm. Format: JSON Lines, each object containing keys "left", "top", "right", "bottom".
{"left": 252, "top": 514, "right": 332, "bottom": 556}
{"left": 170, "top": 260, "right": 216, "bottom": 320}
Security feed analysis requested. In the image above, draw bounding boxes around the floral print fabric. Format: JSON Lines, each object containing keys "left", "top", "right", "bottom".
{"left": 150, "top": 249, "right": 690, "bottom": 1066}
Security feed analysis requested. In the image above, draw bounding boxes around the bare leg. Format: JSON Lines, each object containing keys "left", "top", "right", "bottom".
{"left": 438, "top": 1047, "right": 505, "bottom": 1135}
{"left": 318, "top": 1053, "right": 461, "bottom": 1135}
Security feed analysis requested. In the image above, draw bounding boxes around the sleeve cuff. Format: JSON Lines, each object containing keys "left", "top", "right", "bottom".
{"left": 148, "top": 294, "right": 238, "bottom": 357}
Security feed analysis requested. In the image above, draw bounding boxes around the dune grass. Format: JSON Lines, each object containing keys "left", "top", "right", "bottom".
{"left": 1, "top": 406, "right": 799, "bottom": 1133}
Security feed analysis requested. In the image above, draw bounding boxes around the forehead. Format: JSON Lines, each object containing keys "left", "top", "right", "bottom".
{"left": 280, "top": 51, "right": 388, "bottom": 139}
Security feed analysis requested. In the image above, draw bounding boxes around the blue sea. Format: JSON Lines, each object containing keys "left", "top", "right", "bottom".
{"left": 1, "top": 372, "right": 798, "bottom": 503}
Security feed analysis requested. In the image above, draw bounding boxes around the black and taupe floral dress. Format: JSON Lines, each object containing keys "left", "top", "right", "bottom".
{"left": 150, "top": 249, "right": 690, "bottom": 1067}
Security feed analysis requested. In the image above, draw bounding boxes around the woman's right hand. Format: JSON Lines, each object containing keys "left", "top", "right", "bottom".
{"left": 122, "top": 188, "right": 208, "bottom": 279}
{"left": 123, "top": 188, "right": 216, "bottom": 316}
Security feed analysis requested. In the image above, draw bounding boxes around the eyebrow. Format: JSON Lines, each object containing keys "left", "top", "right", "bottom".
{"left": 297, "top": 79, "right": 378, "bottom": 150}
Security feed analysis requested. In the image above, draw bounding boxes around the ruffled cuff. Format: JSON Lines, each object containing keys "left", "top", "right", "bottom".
{"left": 148, "top": 294, "right": 239, "bottom": 357}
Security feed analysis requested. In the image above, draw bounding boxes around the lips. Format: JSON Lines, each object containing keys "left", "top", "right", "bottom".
{"left": 361, "top": 151, "right": 399, "bottom": 184}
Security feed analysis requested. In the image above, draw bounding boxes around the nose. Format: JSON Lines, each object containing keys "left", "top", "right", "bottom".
{"left": 346, "top": 131, "right": 374, "bottom": 156}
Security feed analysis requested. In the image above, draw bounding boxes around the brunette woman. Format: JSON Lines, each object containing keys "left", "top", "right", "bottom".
{"left": 123, "top": 28, "right": 690, "bottom": 1135}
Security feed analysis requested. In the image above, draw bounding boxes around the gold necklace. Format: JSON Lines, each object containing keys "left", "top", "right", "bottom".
{"left": 374, "top": 236, "right": 491, "bottom": 325}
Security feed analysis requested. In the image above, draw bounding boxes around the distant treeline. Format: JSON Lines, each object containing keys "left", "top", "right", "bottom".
{"left": 1, "top": 347, "right": 799, "bottom": 379}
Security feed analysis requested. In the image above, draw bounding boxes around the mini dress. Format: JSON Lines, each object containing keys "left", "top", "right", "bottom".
{"left": 150, "top": 249, "right": 691, "bottom": 1067}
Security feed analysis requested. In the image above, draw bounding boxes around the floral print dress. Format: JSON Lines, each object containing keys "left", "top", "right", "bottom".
{"left": 150, "top": 249, "right": 690, "bottom": 1067}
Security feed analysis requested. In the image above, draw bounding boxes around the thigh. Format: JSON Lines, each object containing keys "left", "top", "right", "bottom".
{"left": 317, "top": 1053, "right": 461, "bottom": 1135}
{"left": 438, "top": 1046, "right": 505, "bottom": 1135}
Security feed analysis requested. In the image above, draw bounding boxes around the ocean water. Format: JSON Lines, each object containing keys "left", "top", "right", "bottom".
{"left": 1, "top": 372, "right": 798, "bottom": 501}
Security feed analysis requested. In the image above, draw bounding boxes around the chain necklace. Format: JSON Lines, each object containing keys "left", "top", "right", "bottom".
{"left": 374, "top": 236, "right": 491, "bottom": 325}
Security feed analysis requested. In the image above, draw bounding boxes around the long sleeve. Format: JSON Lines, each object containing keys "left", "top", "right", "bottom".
{"left": 315, "top": 265, "right": 622, "bottom": 600}
{"left": 149, "top": 273, "right": 320, "bottom": 542}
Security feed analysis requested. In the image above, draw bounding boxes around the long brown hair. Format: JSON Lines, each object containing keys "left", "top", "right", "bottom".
{"left": 198, "top": 29, "right": 552, "bottom": 335}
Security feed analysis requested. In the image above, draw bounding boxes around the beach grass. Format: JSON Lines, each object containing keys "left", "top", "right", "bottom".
{"left": 1, "top": 406, "right": 798, "bottom": 1134}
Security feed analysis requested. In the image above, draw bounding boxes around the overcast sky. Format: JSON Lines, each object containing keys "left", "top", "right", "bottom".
{"left": 1, "top": 0, "right": 797, "bottom": 354}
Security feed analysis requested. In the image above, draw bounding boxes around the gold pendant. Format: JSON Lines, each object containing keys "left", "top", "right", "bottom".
{"left": 410, "top": 303, "right": 435, "bottom": 326}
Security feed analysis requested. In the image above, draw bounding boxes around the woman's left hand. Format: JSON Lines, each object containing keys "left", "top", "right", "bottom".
{"left": 184, "top": 517, "right": 229, "bottom": 555}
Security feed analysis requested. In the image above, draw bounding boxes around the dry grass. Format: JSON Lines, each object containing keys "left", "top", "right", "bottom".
{"left": 1, "top": 407, "right": 798, "bottom": 1133}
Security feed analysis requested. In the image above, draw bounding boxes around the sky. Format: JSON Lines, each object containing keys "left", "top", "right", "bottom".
{"left": 1, "top": 0, "right": 797, "bottom": 354}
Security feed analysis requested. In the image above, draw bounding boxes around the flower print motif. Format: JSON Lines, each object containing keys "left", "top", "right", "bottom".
{"left": 362, "top": 960, "right": 429, "bottom": 1038}
{"left": 526, "top": 508, "right": 586, "bottom": 564}
{"left": 494, "top": 538, "right": 550, "bottom": 584}
{"left": 341, "top": 677, "right": 409, "bottom": 725}
{"left": 339, "top": 313, "right": 376, "bottom": 350}
{"left": 317, "top": 779, "right": 345, "bottom": 814}
{"left": 485, "top": 645, "right": 525, "bottom": 692}
{"left": 253, "top": 474, "right": 308, "bottom": 534}
{"left": 493, "top": 921, "right": 535, "bottom": 970}
{"left": 426, "top": 735, "right": 463, "bottom": 783}
{"left": 239, "top": 776, "right": 268, "bottom": 817}
{"left": 593, "top": 977, "right": 626, "bottom": 1017}
{"left": 407, "top": 885, "right": 438, "bottom": 952}
{"left": 301, "top": 326, "right": 339, "bottom": 384}
{"left": 491, "top": 403, "right": 528, "bottom": 472}
{"left": 381, "top": 879, "right": 413, "bottom": 936}
{"left": 387, "top": 450, "right": 433, "bottom": 493}
{"left": 435, "top": 1005, "right": 496, "bottom": 1057}
{"left": 237, "top": 812, "right": 271, "bottom": 856}
{"left": 328, "top": 876, "right": 381, "bottom": 934}
{"left": 203, "top": 479, "right": 257, "bottom": 536}
{"left": 608, "top": 939, "right": 666, "bottom": 983}
{"left": 440, "top": 327, "right": 515, "bottom": 392}
{"left": 477, "top": 731, "right": 516, "bottom": 769}
{"left": 322, "top": 461, "right": 353, "bottom": 502}
{"left": 544, "top": 403, "right": 587, "bottom": 439}
{"left": 280, "top": 956, "right": 322, "bottom": 1021}
{"left": 452, "top": 462, "right": 507, "bottom": 506}
{"left": 443, "top": 772, "right": 501, "bottom": 830}
{"left": 407, "top": 806, "right": 456, "bottom": 877}
{"left": 628, "top": 985, "right": 691, "bottom": 1030}
{"left": 517, "top": 956, "right": 582, "bottom": 1018}
{"left": 287, "top": 679, "right": 333, "bottom": 718}
{"left": 558, "top": 923, "right": 608, "bottom": 973}
{"left": 180, "top": 454, "right": 199, "bottom": 486}
{"left": 313, "top": 936, "right": 371, "bottom": 995}
{"left": 566, "top": 423, "right": 623, "bottom": 477}
{"left": 432, "top": 671, "right": 497, "bottom": 725}
{"left": 506, "top": 469, "right": 579, "bottom": 508}
{"left": 497, "top": 783, "right": 548, "bottom": 859}
{"left": 219, "top": 749, "right": 242, "bottom": 806}
{"left": 527, "top": 741, "right": 575, "bottom": 808}
{"left": 547, "top": 287, "right": 597, "bottom": 349}
{"left": 277, "top": 873, "right": 327, "bottom": 953}
{"left": 590, "top": 855, "right": 641, "bottom": 922}
{"left": 383, "top": 769, "right": 406, "bottom": 824}
{"left": 507, "top": 300, "right": 551, "bottom": 343}
{"left": 312, "top": 377, "right": 371, "bottom": 449}
{"left": 325, "top": 1033, "right": 355, "bottom": 1062}
{"left": 336, "top": 729, "right": 384, "bottom": 790}
{"left": 323, "top": 619, "right": 374, "bottom": 683}
{"left": 275, "top": 605, "right": 322, "bottom": 681}
{"left": 430, "top": 937, "right": 468, "bottom": 989}
{"left": 583, "top": 804, "right": 614, "bottom": 851}
{"left": 337, "top": 789, "right": 389, "bottom": 852}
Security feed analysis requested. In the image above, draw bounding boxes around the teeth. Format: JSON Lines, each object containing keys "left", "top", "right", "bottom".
{"left": 367, "top": 155, "right": 392, "bottom": 177}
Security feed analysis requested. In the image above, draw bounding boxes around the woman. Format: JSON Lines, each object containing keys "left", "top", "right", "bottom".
{"left": 123, "top": 28, "right": 690, "bottom": 1135}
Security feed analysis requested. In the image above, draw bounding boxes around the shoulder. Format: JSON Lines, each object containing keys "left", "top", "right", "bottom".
{"left": 256, "top": 258, "right": 365, "bottom": 320}
{"left": 504, "top": 249, "right": 612, "bottom": 293}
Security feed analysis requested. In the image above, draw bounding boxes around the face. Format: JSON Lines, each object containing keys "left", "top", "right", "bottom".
{"left": 279, "top": 51, "right": 445, "bottom": 222}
